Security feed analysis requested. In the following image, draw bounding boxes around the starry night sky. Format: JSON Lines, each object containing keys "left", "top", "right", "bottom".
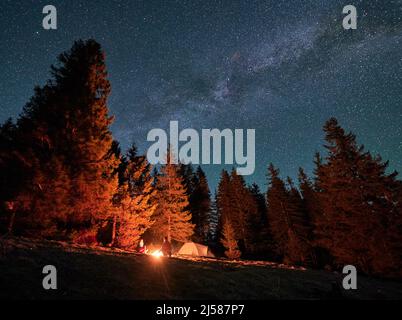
{"left": 1, "top": 0, "right": 401, "bottom": 190}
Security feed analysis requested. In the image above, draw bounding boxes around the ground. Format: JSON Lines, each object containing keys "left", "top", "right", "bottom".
{"left": 1, "top": 237, "right": 401, "bottom": 300}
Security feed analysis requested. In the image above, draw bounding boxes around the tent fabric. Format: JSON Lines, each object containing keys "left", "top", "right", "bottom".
{"left": 177, "top": 242, "right": 215, "bottom": 258}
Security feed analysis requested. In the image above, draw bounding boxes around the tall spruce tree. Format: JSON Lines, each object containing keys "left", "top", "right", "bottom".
{"left": 298, "top": 167, "right": 322, "bottom": 266}
{"left": 0, "top": 119, "right": 28, "bottom": 234}
{"left": 55, "top": 40, "right": 119, "bottom": 232}
{"left": 266, "top": 164, "right": 312, "bottom": 265}
{"left": 221, "top": 218, "right": 241, "bottom": 259}
{"left": 190, "top": 166, "right": 212, "bottom": 244}
{"left": 216, "top": 170, "right": 232, "bottom": 241}
{"left": 112, "top": 145, "right": 156, "bottom": 248}
{"left": 248, "top": 183, "right": 274, "bottom": 258}
{"left": 179, "top": 163, "right": 195, "bottom": 196}
{"left": 216, "top": 169, "right": 260, "bottom": 255}
{"left": 298, "top": 168, "right": 318, "bottom": 226}
{"left": 266, "top": 164, "right": 290, "bottom": 260}
{"left": 1, "top": 40, "right": 119, "bottom": 239}
{"left": 314, "top": 118, "right": 402, "bottom": 276}
{"left": 177, "top": 164, "right": 212, "bottom": 244}
{"left": 285, "top": 177, "right": 313, "bottom": 266}
{"left": 229, "top": 170, "right": 260, "bottom": 254}
{"left": 249, "top": 183, "right": 267, "bottom": 225}
{"left": 150, "top": 151, "right": 194, "bottom": 242}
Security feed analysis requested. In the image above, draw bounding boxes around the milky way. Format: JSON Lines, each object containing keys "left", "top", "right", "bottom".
{"left": 1, "top": 0, "right": 401, "bottom": 190}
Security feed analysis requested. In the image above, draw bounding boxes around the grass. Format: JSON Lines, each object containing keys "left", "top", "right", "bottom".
{"left": 1, "top": 237, "right": 401, "bottom": 300}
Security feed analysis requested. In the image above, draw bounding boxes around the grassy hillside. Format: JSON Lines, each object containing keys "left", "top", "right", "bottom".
{"left": 0, "top": 237, "right": 401, "bottom": 300}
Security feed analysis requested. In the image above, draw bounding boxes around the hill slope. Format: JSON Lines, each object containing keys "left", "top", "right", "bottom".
{"left": 0, "top": 238, "right": 401, "bottom": 300}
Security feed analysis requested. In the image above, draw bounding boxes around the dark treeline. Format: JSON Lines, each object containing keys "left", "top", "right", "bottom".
{"left": 0, "top": 40, "right": 401, "bottom": 278}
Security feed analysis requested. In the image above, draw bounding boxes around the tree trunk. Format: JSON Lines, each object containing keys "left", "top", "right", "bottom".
{"left": 8, "top": 211, "right": 16, "bottom": 235}
{"left": 168, "top": 213, "right": 171, "bottom": 242}
{"left": 111, "top": 212, "right": 117, "bottom": 246}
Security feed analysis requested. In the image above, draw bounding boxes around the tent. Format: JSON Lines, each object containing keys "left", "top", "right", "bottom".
{"left": 177, "top": 242, "right": 215, "bottom": 258}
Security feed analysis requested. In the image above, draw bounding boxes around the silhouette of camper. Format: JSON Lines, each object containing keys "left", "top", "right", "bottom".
{"left": 161, "top": 237, "right": 172, "bottom": 257}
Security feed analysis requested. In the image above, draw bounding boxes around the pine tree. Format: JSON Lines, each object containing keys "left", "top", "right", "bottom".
{"left": 221, "top": 219, "right": 241, "bottom": 260}
{"left": 151, "top": 150, "right": 194, "bottom": 242}
{"left": 298, "top": 167, "right": 321, "bottom": 266}
{"left": 54, "top": 40, "right": 119, "bottom": 233}
{"left": 113, "top": 145, "right": 156, "bottom": 249}
{"left": 228, "top": 170, "right": 248, "bottom": 246}
{"left": 1, "top": 40, "right": 119, "bottom": 240}
{"left": 31, "top": 155, "right": 71, "bottom": 238}
{"left": 178, "top": 164, "right": 212, "bottom": 244}
{"left": 266, "top": 164, "right": 312, "bottom": 265}
{"left": 266, "top": 164, "right": 290, "bottom": 260}
{"left": 314, "top": 118, "right": 402, "bottom": 276}
{"left": 216, "top": 170, "right": 232, "bottom": 241}
{"left": 248, "top": 183, "right": 274, "bottom": 258}
{"left": 215, "top": 169, "right": 261, "bottom": 256}
{"left": 0, "top": 120, "right": 21, "bottom": 203}
{"left": 229, "top": 170, "right": 260, "bottom": 254}
{"left": 388, "top": 181, "right": 402, "bottom": 277}
{"left": 285, "top": 177, "right": 313, "bottom": 266}
{"left": 179, "top": 163, "right": 195, "bottom": 196}
{"left": 190, "top": 166, "right": 212, "bottom": 244}
{"left": 0, "top": 119, "right": 25, "bottom": 234}
{"left": 1, "top": 114, "right": 73, "bottom": 236}
{"left": 249, "top": 183, "right": 267, "bottom": 225}
{"left": 298, "top": 168, "right": 317, "bottom": 224}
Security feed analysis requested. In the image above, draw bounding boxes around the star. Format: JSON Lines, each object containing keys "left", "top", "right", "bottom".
{"left": 0, "top": 0, "right": 401, "bottom": 190}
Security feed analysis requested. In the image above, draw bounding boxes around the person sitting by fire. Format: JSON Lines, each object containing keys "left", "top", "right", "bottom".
{"left": 161, "top": 237, "right": 172, "bottom": 257}
{"left": 137, "top": 239, "right": 147, "bottom": 254}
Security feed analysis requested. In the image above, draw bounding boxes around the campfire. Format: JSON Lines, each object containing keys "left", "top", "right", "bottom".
{"left": 150, "top": 250, "right": 163, "bottom": 258}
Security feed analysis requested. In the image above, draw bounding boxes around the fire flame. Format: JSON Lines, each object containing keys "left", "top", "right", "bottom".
{"left": 151, "top": 250, "right": 163, "bottom": 258}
